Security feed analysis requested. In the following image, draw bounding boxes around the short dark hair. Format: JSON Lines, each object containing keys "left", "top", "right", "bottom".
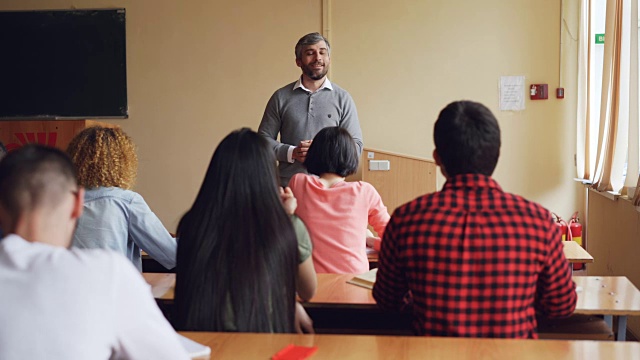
{"left": 304, "top": 127, "right": 359, "bottom": 177}
{"left": 434, "top": 101, "right": 501, "bottom": 176}
{"left": 0, "top": 145, "right": 77, "bottom": 222}
{"left": 295, "top": 32, "right": 331, "bottom": 60}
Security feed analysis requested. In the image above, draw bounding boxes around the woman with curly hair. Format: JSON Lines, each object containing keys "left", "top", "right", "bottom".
{"left": 67, "top": 126, "right": 177, "bottom": 271}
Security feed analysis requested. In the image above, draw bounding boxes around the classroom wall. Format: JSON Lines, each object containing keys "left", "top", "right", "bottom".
{"left": 331, "top": 0, "right": 583, "bottom": 220}
{"left": 0, "top": 0, "right": 582, "bottom": 230}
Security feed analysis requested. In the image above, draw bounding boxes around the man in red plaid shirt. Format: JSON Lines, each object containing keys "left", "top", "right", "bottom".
{"left": 373, "top": 101, "right": 577, "bottom": 338}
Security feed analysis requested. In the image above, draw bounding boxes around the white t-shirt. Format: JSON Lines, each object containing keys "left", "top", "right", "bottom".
{"left": 0, "top": 234, "right": 189, "bottom": 360}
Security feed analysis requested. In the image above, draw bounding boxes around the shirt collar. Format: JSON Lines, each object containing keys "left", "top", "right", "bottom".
{"left": 443, "top": 173, "right": 503, "bottom": 192}
{"left": 293, "top": 76, "right": 333, "bottom": 93}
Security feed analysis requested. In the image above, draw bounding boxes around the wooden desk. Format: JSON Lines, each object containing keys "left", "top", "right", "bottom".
{"left": 563, "top": 241, "right": 594, "bottom": 263}
{"left": 307, "top": 275, "right": 639, "bottom": 341}
{"left": 178, "top": 331, "right": 640, "bottom": 360}
{"left": 367, "top": 240, "right": 594, "bottom": 268}
{"left": 143, "top": 274, "right": 640, "bottom": 313}
{"left": 145, "top": 274, "right": 639, "bottom": 340}
{"left": 142, "top": 274, "right": 370, "bottom": 305}
{"left": 573, "top": 276, "right": 640, "bottom": 341}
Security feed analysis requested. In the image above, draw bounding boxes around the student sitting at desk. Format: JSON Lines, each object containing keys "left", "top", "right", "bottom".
{"left": 67, "top": 126, "right": 177, "bottom": 271}
{"left": 0, "top": 145, "right": 188, "bottom": 359}
{"left": 173, "top": 128, "right": 316, "bottom": 333}
{"left": 373, "top": 101, "right": 577, "bottom": 338}
{"left": 289, "top": 127, "right": 390, "bottom": 274}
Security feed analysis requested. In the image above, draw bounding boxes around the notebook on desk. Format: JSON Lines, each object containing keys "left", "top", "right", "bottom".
{"left": 177, "top": 333, "right": 211, "bottom": 359}
{"left": 347, "top": 268, "right": 378, "bottom": 290}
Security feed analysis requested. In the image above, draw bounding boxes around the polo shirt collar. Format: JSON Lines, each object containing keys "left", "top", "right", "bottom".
{"left": 293, "top": 76, "right": 333, "bottom": 92}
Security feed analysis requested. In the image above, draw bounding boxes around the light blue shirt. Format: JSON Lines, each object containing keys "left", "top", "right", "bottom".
{"left": 73, "top": 187, "right": 177, "bottom": 271}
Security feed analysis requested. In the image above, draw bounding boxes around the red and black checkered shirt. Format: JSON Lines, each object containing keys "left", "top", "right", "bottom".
{"left": 373, "top": 174, "right": 577, "bottom": 338}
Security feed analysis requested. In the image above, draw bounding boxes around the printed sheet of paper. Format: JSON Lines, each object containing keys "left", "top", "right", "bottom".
{"left": 499, "top": 76, "right": 525, "bottom": 111}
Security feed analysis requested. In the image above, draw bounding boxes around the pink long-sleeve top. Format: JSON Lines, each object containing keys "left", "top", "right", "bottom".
{"left": 289, "top": 173, "right": 390, "bottom": 274}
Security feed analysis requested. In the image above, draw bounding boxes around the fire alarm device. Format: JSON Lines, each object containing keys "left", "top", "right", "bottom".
{"left": 556, "top": 87, "right": 565, "bottom": 99}
{"left": 529, "top": 84, "right": 548, "bottom": 100}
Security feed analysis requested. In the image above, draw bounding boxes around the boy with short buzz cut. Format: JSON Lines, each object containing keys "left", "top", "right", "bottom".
{"left": 373, "top": 100, "right": 577, "bottom": 338}
{"left": 0, "top": 145, "right": 189, "bottom": 360}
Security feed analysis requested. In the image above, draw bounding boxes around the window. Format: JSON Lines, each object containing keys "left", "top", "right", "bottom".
{"left": 576, "top": 0, "right": 639, "bottom": 197}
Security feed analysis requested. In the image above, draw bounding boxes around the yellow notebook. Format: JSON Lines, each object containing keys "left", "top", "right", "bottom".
{"left": 346, "top": 268, "right": 378, "bottom": 290}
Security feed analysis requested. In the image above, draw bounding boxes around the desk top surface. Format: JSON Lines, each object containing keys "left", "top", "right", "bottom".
{"left": 144, "top": 273, "right": 640, "bottom": 315}
{"left": 573, "top": 276, "right": 640, "bottom": 315}
{"left": 367, "top": 241, "right": 594, "bottom": 264}
{"left": 178, "top": 331, "right": 640, "bottom": 360}
{"left": 562, "top": 241, "right": 594, "bottom": 263}
{"left": 306, "top": 275, "right": 640, "bottom": 315}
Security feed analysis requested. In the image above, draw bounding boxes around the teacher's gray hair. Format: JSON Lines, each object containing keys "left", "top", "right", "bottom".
{"left": 295, "top": 32, "right": 331, "bottom": 60}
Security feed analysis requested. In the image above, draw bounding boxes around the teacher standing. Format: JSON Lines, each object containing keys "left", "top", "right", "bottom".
{"left": 258, "top": 32, "right": 363, "bottom": 186}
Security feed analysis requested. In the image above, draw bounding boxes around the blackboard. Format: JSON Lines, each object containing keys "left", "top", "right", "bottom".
{"left": 0, "top": 9, "right": 128, "bottom": 119}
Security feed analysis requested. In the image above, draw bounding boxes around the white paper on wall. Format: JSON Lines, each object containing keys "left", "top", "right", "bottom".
{"left": 499, "top": 76, "right": 525, "bottom": 111}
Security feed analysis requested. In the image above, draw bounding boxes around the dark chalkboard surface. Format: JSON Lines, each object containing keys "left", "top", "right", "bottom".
{"left": 0, "top": 9, "right": 127, "bottom": 119}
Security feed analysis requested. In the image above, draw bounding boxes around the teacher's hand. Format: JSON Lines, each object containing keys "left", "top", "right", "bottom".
{"left": 293, "top": 140, "right": 312, "bottom": 163}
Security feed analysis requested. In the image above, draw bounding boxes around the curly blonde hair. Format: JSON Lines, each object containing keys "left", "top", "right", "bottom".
{"left": 67, "top": 126, "right": 138, "bottom": 190}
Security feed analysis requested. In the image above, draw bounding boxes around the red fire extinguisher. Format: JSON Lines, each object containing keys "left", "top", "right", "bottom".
{"left": 552, "top": 212, "right": 569, "bottom": 240}
{"left": 568, "top": 212, "right": 582, "bottom": 246}
{"left": 553, "top": 212, "right": 585, "bottom": 271}
{"left": 568, "top": 212, "right": 584, "bottom": 270}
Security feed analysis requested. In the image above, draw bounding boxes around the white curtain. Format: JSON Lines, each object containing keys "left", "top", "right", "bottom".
{"left": 576, "top": 0, "right": 591, "bottom": 180}
{"left": 625, "top": 0, "right": 639, "bottom": 197}
{"left": 577, "top": 0, "right": 638, "bottom": 195}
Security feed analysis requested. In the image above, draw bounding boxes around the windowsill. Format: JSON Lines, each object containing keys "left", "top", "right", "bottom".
{"left": 581, "top": 180, "right": 640, "bottom": 212}
{"left": 573, "top": 178, "right": 592, "bottom": 185}
{"left": 586, "top": 186, "right": 620, "bottom": 201}
{"left": 575, "top": 178, "right": 622, "bottom": 201}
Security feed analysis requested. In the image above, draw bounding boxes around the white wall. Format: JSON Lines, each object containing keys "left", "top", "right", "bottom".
{"left": 331, "top": 0, "right": 582, "bottom": 219}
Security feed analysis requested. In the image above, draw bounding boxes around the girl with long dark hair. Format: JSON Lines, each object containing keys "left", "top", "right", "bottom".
{"left": 173, "top": 128, "right": 316, "bottom": 333}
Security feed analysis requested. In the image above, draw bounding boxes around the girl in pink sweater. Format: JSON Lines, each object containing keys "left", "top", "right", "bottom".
{"left": 289, "top": 127, "right": 390, "bottom": 274}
